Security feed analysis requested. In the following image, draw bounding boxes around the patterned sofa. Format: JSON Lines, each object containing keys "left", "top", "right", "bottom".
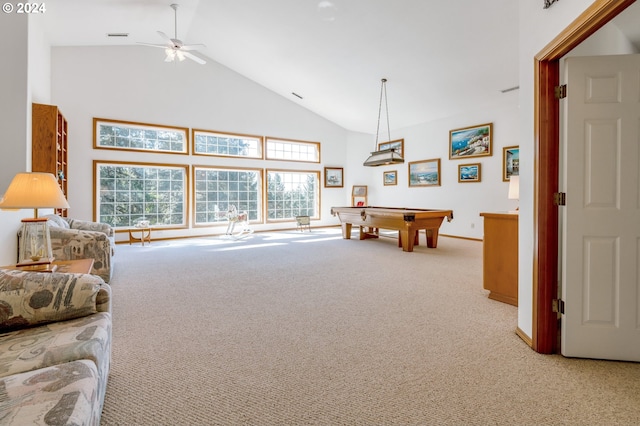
{"left": 25, "top": 215, "right": 115, "bottom": 283}
{"left": 0, "top": 269, "right": 111, "bottom": 425}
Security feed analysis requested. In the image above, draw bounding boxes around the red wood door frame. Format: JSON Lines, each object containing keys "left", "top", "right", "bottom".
{"left": 532, "top": 0, "right": 636, "bottom": 353}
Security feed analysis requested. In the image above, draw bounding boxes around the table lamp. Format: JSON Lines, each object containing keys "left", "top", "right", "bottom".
{"left": 508, "top": 175, "right": 520, "bottom": 212}
{"left": 0, "top": 172, "right": 70, "bottom": 265}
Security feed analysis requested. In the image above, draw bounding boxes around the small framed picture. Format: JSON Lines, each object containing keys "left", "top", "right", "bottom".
{"left": 408, "top": 158, "right": 441, "bottom": 187}
{"left": 503, "top": 146, "right": 520, "bottom": 181}
{"left": 352, "top": 185, "right": 367, "bottom": 196}
{"left": 324, "top": 167, "right": 344, "bottom": 187}
{"left": 458, "top": 163, "right": 481, "bottom": 183}
{"left": 383, "top": 170, "right": 397, "bottom": 186}
{"left": 449, "top": 123, "right": 493, "bottom": 159}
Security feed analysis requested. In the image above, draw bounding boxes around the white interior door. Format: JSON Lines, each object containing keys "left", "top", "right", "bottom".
{"left": 561, "top": 53, "right": 640, "bottom": 361}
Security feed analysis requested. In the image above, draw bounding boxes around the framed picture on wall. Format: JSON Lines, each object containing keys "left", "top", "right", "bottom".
{"left": 503, "top": 146, "right": 520, "bottom": 181}
{"left": 352, "top": 185, "right": 368, "bottom": 207}
{"left": 377, "top": 138, "right": 404, "bottom": 157}
{"left": 408, "top": 158, "right": 441, "bottom": 187}
{"left": 458, "top": 163, "right": 481, "bottom": 183}
{"left": 383, "top": 170, "right": 397, "bottom": 186}
{"left": 449, "top": 123, "right": 493, "bottom": 159}
{"left": 324, "top": 167, "right": 344, "bottom": 187}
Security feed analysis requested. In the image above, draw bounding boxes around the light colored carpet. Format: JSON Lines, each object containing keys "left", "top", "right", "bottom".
{"left": 101, "top": 228, "right": 640, "bottom": 425}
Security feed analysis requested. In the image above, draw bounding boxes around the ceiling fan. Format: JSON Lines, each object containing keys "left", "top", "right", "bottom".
{"left": 138, "top": 3, "right": 206, "bottom": 65}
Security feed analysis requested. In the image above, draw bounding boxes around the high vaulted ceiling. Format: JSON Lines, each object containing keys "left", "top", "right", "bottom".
{"left": 39, "top": 0, "right": 640, "bottom": 133}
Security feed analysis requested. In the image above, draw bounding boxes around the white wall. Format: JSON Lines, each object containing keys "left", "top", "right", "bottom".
{"left": 568, "top": 17, "right": 639, "bottom": 57}
{"left": 52, "top": 45, "right": 522, "bottom": 243}
{"left": 0, "top": 14, "right": 51, "bottom": 265}
{"left": 345, "top": 94, "right": 520, "bottom": 240}
{"left": 51, "top": 45, "right": 350, "bottom": 241}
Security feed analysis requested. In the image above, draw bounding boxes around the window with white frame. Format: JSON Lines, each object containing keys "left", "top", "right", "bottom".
{"left": 193, "top": 129, "right": 263, "bottom": 159}
{"left": 265, "top": 137, "right": 320, "bottom": 162}
{"left": 95, "top": 161, "right": 188, "bottom": 228}
{"left": 94, "top": 118, "right": 189, "bottom": 154}
{"left": 266, "top": 170, "right": 320, "bottom": 220}
{"left": 193, "top": 167, "right": 262, "bottom": 225}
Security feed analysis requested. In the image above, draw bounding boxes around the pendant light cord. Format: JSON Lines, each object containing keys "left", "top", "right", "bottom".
{"left": 375, "top": 78, "right": 391, "bottom": 146}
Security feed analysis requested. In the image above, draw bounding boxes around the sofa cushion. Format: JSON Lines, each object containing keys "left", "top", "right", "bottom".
{"left": 0, "top": 312, "right": 111, "bottom": 409}
{"left": 0, "top": 359, "right": 102, "bottom": 425}
{"left": 43, "top": 213, "right": 70, "bottom": 229}
{"left": 0, "top": 270, "right": 106, "bottom": 332}
{"left": 0, "top": 312, "right": 111, "bottom": 378}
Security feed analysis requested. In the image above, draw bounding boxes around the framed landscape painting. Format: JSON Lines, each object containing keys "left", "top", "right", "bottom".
{"left": 408, "top": 158, "right": 441, "bottom": 187}
{"left": 377, "top": 138, "right": 404, "bottom": 157}
{"left": 503, "top": 145, "right": 520, "bottom": 181}
{"left": 458, "top": 163, "right": 481, "bottom": 183}
{"left": 449, "top": 123, "right": 493, "bottom": 159}
{"left": 383, "top": 170, "right": 397, "bottom": 186}
{"left": 324, "top": 167, "right": 343, "bottom": 187}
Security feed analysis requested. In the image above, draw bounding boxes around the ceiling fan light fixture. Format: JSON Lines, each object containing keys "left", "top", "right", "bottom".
{"left": 138, "top": 3, "right": 206, "bottom": 65}
{"left": 364, "top": 78, "right": 404, "bottom": 167}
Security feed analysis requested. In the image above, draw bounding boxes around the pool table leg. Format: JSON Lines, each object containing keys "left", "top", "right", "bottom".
{"left": 426, "top": 228, "right": 439, "bottom": 248}
{"left": 341, "top": 223, "right": 352, "bottom": 239}
{"left": 398, "top": 230, "right": 420, "bottom": 249}
{"left": 399, "top": 230, "right": 418, "bottom": 252}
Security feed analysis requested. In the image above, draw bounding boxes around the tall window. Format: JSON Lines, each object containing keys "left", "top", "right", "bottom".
{"left": 193, "top": 167, "right": 262, "bottom": 225}
{"left": 265, "top": 137, "right": 320, "bottom": 162}
{"left": 94, "top": 118, "right": 189, "bottom": 154}
{"left": 95, "top": 161, "right": 188, "bottom": 228}
{"left": 266, "top": 170, "right": 320, "bottom": 220}
{"left": 193, "top": 129, "right": 263, "bottom": 159}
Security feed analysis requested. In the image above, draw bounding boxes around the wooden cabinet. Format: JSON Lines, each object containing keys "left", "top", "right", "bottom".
{"left": 32, "top": 103, "right": 68, "bottom": 216}
{"left": 479, "top": 212, "right": 518, "bottom": 306}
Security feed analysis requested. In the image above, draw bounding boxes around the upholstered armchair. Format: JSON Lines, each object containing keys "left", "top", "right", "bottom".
{"left": 18, "top": 214, "right": 115, "bottom": 283}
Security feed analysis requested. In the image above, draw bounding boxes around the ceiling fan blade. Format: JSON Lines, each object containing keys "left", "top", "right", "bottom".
{"left": 157, "top": 31, "right": 173, "bottom": 43}
{"left": 137, "top": 42, "right": 171, "bottom": 49}
{"left": 183, "top": 51, "right": 206, "bottom": 65}
{"left": 180, "top": 44, "right": 206, "bottom": 51}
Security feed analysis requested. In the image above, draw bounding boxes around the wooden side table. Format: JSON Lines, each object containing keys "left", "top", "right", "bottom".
{"left": 128, "top": 227, "right": 152, "bottom": 246}
{"left": 1, "top": 258, "right": 94, "bottom": 274}
{"left": 479, "top": 212, "right": 518, "bottom": 306}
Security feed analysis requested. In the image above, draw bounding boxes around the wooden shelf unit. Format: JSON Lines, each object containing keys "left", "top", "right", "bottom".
{"left": 32, "top": 103, "right": 68, "bottom": 216}
{"left": 479, "top": 212, "right": 518, "bottom": 306}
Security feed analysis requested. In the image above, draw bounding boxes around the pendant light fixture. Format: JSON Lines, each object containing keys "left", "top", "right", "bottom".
{"left": 363, "top": 78, "right": 405, "bottom": 167}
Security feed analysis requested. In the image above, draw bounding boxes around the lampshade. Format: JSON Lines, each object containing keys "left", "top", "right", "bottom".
{"left": 508, "top": 175, "right": 520, "bottom": 200}
{"left": 363, "top": 148, "right": 404, "bottom": 167}
{"left": 0, "top": 172, "right": 70, "bottom": 217}
{"left": 364, "top": 78, "right": 405, "bottom": 167}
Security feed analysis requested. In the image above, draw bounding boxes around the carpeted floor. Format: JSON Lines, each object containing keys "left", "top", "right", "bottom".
{"left": 101, "top": 228, "right": 640, "bottom": 425}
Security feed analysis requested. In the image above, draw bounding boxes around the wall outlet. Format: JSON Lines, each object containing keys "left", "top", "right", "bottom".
{"left": 470, "top": 223, "right": 475, "bottom": 229}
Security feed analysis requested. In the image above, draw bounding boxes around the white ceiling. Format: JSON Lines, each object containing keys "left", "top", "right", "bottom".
{"left": 39, "top": 0, "right": 640, "bottom": 134}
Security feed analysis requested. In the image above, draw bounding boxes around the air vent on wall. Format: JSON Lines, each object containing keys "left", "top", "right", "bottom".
{"left": 501, "top": 86, "right": 520, "bottom": 93}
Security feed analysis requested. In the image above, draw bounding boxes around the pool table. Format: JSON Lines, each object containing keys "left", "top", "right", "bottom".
{"left": 330, "top": 206, "right": 454, "bottom": 252}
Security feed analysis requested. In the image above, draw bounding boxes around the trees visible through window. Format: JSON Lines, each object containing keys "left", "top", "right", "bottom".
{"left": 95, "top": 161, "right": 187, "bottom": 228}
{"left": 265, "top": 137, "right": 320, "bottom": 162}
{"left": 94, "top": 119, "right": 188, "bottom": 154}
{"left": 193, "top": 167, "right": 262, "bottom": 225}
{"left": 193, "top": 129, "right": 263, "bottom": 159}
{"left": 266, "top": 170, "right": 319, "bottom": 220}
